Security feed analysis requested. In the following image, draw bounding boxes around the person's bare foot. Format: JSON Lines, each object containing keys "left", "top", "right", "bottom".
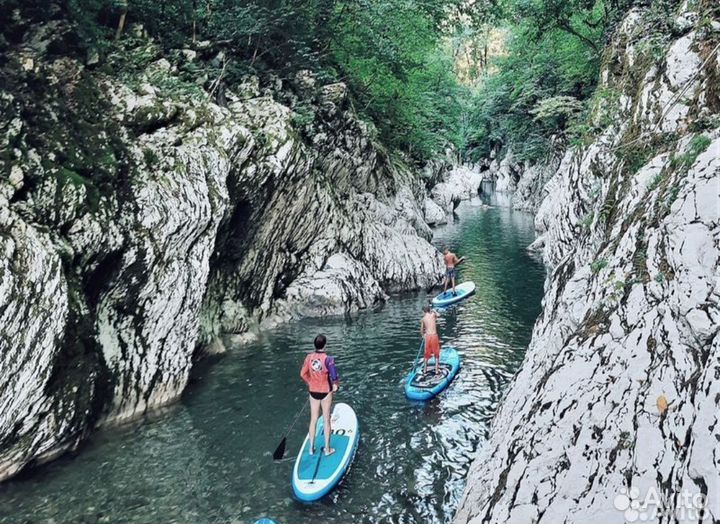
{"left": 310, "top": 446, "right": 316, "bottom": 455}
{"left": 324, "top": 447, "right": 335, "bottom": 456}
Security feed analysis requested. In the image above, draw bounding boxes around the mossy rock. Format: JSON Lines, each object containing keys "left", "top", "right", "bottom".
{"left": 128, "top": 101, "right": 179, "bottom": 134}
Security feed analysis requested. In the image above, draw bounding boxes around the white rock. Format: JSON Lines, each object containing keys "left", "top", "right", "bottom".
{"left": 455, "top": 13, "right": 720, "bottom": 524}
{"left": 665, "top": 33, "right": 701, "bottom": 89}
{"left": 424, "top": 197, "right": 447, "bottom": 225}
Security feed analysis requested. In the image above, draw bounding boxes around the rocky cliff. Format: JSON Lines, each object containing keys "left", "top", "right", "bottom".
{"left": 456, "top": 2, "right": 719, "bottom": 523}
{"left": 0, "top": 16, "right": 442, "bottom": 480}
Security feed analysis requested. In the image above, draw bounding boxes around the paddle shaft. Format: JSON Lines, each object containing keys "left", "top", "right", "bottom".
{"left": 285, "top": 399, "right": 308, "bottom": 435}
{"left": 272, "top": 399, "right": 308, "bottom": 460}
{"left": 412, "top": 338, "right": 425, "bottom": 371}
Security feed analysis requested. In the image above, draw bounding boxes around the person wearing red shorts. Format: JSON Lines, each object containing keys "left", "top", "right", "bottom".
{"left": 420, "top": 305, "right": 441, "bottom": 375}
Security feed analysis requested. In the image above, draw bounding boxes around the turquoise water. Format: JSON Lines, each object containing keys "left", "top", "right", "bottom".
{"left": 0, "top": 198, "right": 544, "bottom": 524}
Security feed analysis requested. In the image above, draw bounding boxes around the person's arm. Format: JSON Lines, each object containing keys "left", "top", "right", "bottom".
{"left": 455, "top": 254, "right": 465, "bottom": 265}
{"left": 327, "top": 357, "right": 340, "bottom": 392}
{"left": 300, "top": 357, "right": 310, "bottom": 385}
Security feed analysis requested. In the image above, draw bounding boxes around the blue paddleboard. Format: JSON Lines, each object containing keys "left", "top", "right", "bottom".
{"left": 405, "top": 346, "right": 461, "bottom": 401}
{"left": 292, "top": 402, "right": 359, "bottom": 501}
{"left": 431, "top": 281, "right": 476, "bottom": 307}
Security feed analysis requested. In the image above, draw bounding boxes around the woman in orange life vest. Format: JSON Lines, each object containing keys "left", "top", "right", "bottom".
{"left": 300, "top": 334, "right": 340, "bottom": 456}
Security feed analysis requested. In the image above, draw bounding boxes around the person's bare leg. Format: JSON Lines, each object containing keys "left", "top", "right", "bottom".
{"left": 308, "top": 396, "right": 320, "bottom": 455}
{"left": 321, "top": 393, "right": 335, "bottom": 455}
{"left": 452, "top": 276, "right": 457, "bottom": 295}
{"left": 435, "top": 347, "right": 440, "bottom": 374}
{"left": 443, "top": 275, "right": 449, "bottom": 293}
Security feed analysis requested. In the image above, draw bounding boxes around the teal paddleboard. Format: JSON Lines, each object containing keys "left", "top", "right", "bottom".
{"left": 291, "top": 402, "right": 359, "bottom": 501}
{"left": 405, "top": 346, "right": 461, "bottom": 400}
{"left": 431, "top": 281, "right": 476, "bottom": 307}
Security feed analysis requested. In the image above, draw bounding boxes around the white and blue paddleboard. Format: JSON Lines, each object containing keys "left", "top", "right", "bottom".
{"left": 405, "top": 346, "right": 461, "bottom": 401}
{"left": 431, "top": 281, "right": 476, "bottom": 308}
{"left": 292, "top": 402, "right": 359, "bottom": 502}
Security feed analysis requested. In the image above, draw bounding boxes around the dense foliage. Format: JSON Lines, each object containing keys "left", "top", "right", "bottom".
{"left": 465, "top": 0, "right": 632, "bottom": 162}
{"left": 1, "top": 0, "right": 639, "bottom": 164}
{"left": 51, "top": 0, "right": 477, "bottom": 162}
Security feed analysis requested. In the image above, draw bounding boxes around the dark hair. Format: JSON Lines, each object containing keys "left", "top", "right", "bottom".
{"left": 314, "top": 334, "right": 327, "bottom": 350}
{"left": 423, "top": 305, "right": 431, "bottom": 313}
{"left": 443, "top": 246, "right": 449, "bottom": 252}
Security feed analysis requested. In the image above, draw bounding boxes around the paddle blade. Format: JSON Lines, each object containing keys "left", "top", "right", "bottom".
{"left": 273, "top": 438, "right": 287, "bottom": 461}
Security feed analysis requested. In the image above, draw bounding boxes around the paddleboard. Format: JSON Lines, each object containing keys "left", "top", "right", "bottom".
{"left": 431, "top": 281, "right": 476, "bottom": 307}
{"left": 254, "top": 519, "right": 276, "bottom": 524}
{"left": 292, "top": 402, "right": 359, "bottom": 502}
{"left": 405, "top": 346, "right": 461, "bottom": 401}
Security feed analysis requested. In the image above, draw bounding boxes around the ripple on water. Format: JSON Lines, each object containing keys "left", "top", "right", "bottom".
{"left": 0, "top": 200, "right": 544, "bottom": 524}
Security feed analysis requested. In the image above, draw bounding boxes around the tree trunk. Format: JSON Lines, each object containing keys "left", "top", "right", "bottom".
{"left": 115, "top": 0, "right": 128, "bottom": 40}
{"left": 192, "top": 0, "right": 197, "bottom": 43}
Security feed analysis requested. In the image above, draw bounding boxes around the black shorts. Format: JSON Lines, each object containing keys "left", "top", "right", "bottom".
{"left": 309, "top": 391, "right": 329, "bottom": 400}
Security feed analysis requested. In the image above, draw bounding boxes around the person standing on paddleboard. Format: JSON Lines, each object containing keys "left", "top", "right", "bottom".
{"left": 300, "top": 334, "right": 339, "bottom": 456}
{"left": 442, "top": 247, "right": 466, "bottom": 296}
{"left": 420, "top": 305, "right": 441, "bottom": 375}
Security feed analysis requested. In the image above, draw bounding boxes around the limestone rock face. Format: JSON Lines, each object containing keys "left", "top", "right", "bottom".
{"left": 0, "top": 27, "right": 441, "bottom": 480}
{"left": 424, "top": 196, "right": 448, "bottom": 225}
{"left": 511, "top": 154, "right": 561, "bottom": 212}
{"left": 492, "top": 151, "right": 521, "bottom": 194}
{"left": 427, "top": 165, "right": 483, "bottom": 218}
{"left": 456, "top": 5, "right": 720, "bottom": 524}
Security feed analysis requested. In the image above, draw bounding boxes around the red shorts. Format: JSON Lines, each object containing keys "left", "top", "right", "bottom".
{"left": 424, "top": 334, "right": 440, "bottom": 361}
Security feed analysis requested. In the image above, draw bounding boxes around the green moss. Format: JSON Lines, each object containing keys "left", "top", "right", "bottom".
{"left": 619, "top": 144, "right": 653, "bottom": 176}
{"left": 591, "top": 258, "right": 608, "bottom": 274}
{"left": 599, "top": 194, "right": 617, "bottom": 225}
{"left": 59, "top": 167, "right": 86, "bottom": 187}
{"left": 664, "top": 183, "right": 681, "bottom": 209}
{"left": 143, "top": 148, "right": 159, "bottom": 167}
{"left": 670, "top": 135, "right": 712, "bottom": 171}
{"left": 632, "top": 247, "right": 648, "bottom": 278}
{"left": 580, "top": 212, "right": 594, "bottom": 229}
{"left": 57, "top": 167, "right": 101, "bottom": 213}
{"left": 290, "top": 103, "right": 316, "bottom": 130}
{"left": 647, "top": 172, "right": 665, "bottom": 191}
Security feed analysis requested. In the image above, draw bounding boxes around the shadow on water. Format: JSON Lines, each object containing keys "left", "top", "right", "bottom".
{"left": 0, "top": 199, "right": 545, "bottom": 524}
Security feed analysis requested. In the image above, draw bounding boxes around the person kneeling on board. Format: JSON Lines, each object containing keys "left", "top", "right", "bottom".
{"left": 442, "top": 247, "right": 466, "bottom": 296}
{"left": 300, "top": 334, "right": 340, "bottom": 456}
{"left": 421, "top": 305, "right": 441, "bottom": 375}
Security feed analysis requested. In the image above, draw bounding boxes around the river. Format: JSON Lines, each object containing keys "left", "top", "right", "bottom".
{"left": 0, "top": 195, "right": 544, "bottom": 524}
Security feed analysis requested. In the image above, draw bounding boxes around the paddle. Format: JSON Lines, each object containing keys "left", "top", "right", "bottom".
{"left": 412, "top": 338, "right": 425, "bottom": 372}
{"left": 272, "top": 399, "right": 308, "bottom": 460}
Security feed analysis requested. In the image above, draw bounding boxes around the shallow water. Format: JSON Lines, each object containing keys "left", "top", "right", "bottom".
{"left": 0, "top": 198, "right": 545, "bottom": 524}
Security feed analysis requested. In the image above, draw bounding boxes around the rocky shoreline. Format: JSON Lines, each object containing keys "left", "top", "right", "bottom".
{"left": 455, "top": 4, "right": 719, "bottom": 523}
{"left": 0, "top": 16, "right": 492, "bottom": 481}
